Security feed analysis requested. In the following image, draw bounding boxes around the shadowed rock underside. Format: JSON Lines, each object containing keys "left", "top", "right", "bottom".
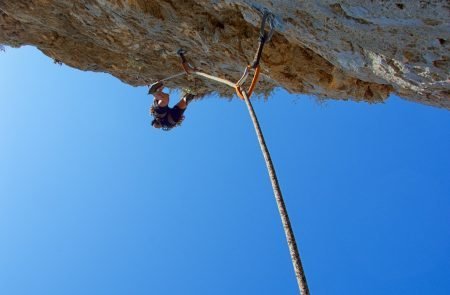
{"left": 0, "top": 0, "right": 449, "bottom": 107}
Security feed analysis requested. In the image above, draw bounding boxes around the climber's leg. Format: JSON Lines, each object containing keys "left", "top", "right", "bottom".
{"left": 170, "top": 93, "right": 195, "bottom": 123}
{"left": 174, "top": 93, "right": 195, "bottom": 110}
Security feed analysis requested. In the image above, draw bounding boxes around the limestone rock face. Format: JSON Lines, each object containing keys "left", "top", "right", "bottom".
{"left": 1, "top": 1, "right": 449, "bottom": 107}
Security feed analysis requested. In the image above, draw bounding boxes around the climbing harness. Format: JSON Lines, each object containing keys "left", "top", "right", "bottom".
{"left": 148, "top": 10, "right": 276, "bottom": 100}
{"left": 150, "top": 91, "right": 195, "bottom": 131}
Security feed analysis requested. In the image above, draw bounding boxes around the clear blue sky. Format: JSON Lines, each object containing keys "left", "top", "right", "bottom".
{"left": 1, "top": 46, "right": 449, "bottom": 295}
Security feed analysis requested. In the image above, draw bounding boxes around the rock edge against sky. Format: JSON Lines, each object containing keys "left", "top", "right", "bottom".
{"left": 0, "top": 0, "right": 449, "bottom": 108}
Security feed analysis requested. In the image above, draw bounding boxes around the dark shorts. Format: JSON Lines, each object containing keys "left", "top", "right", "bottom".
{"left": 152, "top": 103, "right": 185, "bottom": 126}
{"left": 168, "top": 106, "right": 185, "bottom": 123}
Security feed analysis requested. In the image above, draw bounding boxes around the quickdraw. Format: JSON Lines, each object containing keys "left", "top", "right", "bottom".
{"left": 148, "top": 10, "right": 276, "bottom": 100}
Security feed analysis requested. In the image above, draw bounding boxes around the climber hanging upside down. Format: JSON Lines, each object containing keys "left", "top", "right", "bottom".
{"left": 149, "top": 82, "right": 196, "bottom": 131}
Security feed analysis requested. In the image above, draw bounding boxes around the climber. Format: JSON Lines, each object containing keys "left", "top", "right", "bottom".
{"left": 149, "top": 83, "right": 196, "bottom": 131}
{"left": 147, "top": 9, "right": 276, "bottom": 131}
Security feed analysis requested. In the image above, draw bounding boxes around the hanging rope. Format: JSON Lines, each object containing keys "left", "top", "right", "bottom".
{"left": 147, "top": 10, "right": 311, "bottom": 294}
{"left": 242, "top": 90, "right": 310, "bottom": 295}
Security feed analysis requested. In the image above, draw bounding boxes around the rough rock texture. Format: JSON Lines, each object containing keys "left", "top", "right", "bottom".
{"left": 1, "top": 1, "right": 449, "bottom": 107}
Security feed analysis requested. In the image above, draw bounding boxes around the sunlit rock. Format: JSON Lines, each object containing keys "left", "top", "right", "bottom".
{"left": 1, "top": 1, "right": 448, "bottom": 107}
